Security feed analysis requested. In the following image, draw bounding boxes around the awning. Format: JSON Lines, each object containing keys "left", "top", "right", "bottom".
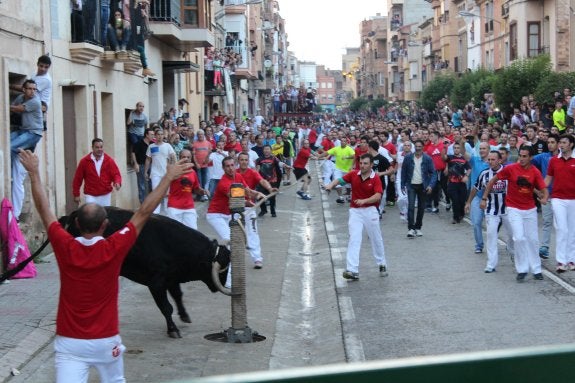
{"left": 162, "top": 61, "right": 200, "bottom": 73}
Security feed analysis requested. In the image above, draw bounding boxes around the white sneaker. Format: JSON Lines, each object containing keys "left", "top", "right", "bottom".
{"left": 415, "top": 229, "right": 423, "bottom": 237}
{"left": 407, "top": 229, "right": 416, "bottom": 238}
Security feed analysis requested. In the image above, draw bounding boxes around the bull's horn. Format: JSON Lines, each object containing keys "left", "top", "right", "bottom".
{"left": 211, "top": 262, "right": 238, "bottom": 296}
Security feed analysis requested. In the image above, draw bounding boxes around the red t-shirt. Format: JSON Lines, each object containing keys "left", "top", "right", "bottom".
{"left": 425, "top": 142, "right": 446, "bottom": 171}
{"left": 320, "top": 138, "right": 334, "bottom": 152}
{"left": 383, "top": 142, "right": 397, "bottom": 156}
{"left": 224, "top": 141, "right": 242, "bottom": 153}
{"left": 168, "top": 171, "right": 200, "bottom": 209}
{"left": 547, "top": 155, "right": 575, "bottom": 199}
{"left": 193, "top": 140, "right": 212, "bottom": 168}
{"left": 238, "top": 167, "right": 263, "bottom": 189}
{"left": 207, "top": 172, "right": 247, "bottom": 215}
{"left": 294, "top": 147, "right": 312, "bottom": 169}
{"left": 308, "top": 129, "right": 318, "bottom": 145}
{"left": 48, "top": 221, "right": 137, "bottom": 339}
{"left": 342, "top": 170, "right": 383, "bottom": 208}
{"left": 354, "top": 147, "right": 369, "bottom": 170}
{"left": 496, "top": 163, "right": 545, "bottom": 209}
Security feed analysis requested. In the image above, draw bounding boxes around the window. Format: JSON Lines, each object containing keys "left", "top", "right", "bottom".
{"left": 527, "top": 22, "right": 541, "bottom": 57}
{"left": 183, "top": 0, "right": 199, "bottom": 26}
{"left": 327, "top": 83, "right": 333, "bottom": 88}
{"left": 509, "top": 22, "right": 517, "bottom": 61}
{"left": 484, "top": 2, "right": 494, "bottom": 33}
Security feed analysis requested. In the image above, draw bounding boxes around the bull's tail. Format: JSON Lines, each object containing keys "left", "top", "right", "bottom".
{"left": 0, "top": 238, "right": 50, "bottom": 283}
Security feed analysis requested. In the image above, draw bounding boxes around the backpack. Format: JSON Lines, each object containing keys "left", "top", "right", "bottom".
{"left": 0, "top": 198, "right": 36, "bottom": 279}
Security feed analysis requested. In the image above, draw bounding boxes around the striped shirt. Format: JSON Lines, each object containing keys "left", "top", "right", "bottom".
{"left": 475, "top": 166, "right": 508, "bottom": 216}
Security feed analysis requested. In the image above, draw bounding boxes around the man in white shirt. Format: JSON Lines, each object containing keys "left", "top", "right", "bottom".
{"left": 145, "top": 129, "right": 176, "bottom": 214}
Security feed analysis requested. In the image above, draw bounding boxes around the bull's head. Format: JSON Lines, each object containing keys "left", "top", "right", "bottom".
{"left": 210, "top": 241, "right": 237, "bottom": 296}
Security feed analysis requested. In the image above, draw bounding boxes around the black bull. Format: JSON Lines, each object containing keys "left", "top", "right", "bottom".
{"left": 60, "top": 207, "right": 231, "bottom": 338}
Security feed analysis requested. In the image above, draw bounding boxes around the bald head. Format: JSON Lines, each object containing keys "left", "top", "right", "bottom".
{"left": 76, "top": 203, "right": 108, "bottom": 234}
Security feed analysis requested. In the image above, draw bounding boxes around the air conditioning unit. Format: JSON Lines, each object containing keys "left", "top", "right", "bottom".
{"left": 501, "top": 3, "right": 509, "bottom": 18}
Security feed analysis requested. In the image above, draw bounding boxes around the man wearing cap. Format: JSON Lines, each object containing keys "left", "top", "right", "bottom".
{"left": 324, "top": 153, "right": 388, "bottom": 281}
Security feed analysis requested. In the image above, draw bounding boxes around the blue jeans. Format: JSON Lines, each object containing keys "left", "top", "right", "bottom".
{"left": 11, "top": 131, "right": 42, "bottom": 161}
{"left": 196, "top": 167, "right": 208, "bottom": 189}
{"left": 107, "top": 25, "right": 131, "bottom": 50}
{"left": 208, "top": 179, "right": 220, "bottom": 198}
{"left": 136, "top": 164, "right": 149, "bottom": 204}
{"left": 470, "top": 196, "right": 485, "bottom": 250}
{"left": 100, "top": 1, "right": 110, "bottom": 45}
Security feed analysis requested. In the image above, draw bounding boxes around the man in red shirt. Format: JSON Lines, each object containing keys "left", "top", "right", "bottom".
{"left": 237, "top": 152, "right": 277, "bottom": 268}
{"left": 192, "top": 129, "right": 212, "bottom": 201}
{"left": 167, "top": 149, "right": 209, "bottom": 230}
{"left": 206, "top": 157, "right": 266, "bottom": 282}
{"left": 353, "top": 136, "right": 369, "bottom": 170}
{"left": 293, "top": 139, "right": 318, "bottom": 200}
{"left": 544, "top": 134, "right": 575, "bottom": 272}
{"left": 324, "top": 153, "right": 388, "bottom": 281}
{"left": 72, "top": 138, "right": 122, "bottom": 207}
{"left": 18, "top": 149, "right": 191, "bottom": 383}
{"left": 425, "top": 131, "right": 447, "bottom": 213}
{"left": 482, "top": 146, "right": 548, "bottom": 282}
{"left": 223, "top": 131, "right": 242, "bottom": 153}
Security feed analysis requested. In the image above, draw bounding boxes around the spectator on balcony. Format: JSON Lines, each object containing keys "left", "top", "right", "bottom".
{"left": 133, "top": 0, "right": 154, "bottom": 76}
{"left": 107, "top": 9, "right": 131, "bottom": 52}
{"left": 70, "top": 0, "right": 84, "bottom": 42}
{"left": 213, "top": 53, "right": 224, "bottom": 88}
{"left": 101, "top": 0, "right": 111, "bottom": 46}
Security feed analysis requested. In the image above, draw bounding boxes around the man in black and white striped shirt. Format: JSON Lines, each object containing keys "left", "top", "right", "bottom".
{"left": 466, "top": 151, "right": 513, "bottom": 273}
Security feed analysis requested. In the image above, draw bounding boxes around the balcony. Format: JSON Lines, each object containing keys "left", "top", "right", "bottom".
{"left": 149, "top": 0, "right": 215, "bottom": 50}
{"left": 69, "top": 42, "right": 104, "bottom": 64}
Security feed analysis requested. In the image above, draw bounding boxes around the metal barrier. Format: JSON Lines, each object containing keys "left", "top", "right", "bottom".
{"left": 173, "top": 343, "right": 575, "bottom": 382}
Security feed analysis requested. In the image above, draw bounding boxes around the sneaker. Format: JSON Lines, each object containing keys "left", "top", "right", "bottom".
{"left": 258, "top": 211, "right": 267, "bottom": 217}
{"left": 533, "top": 273, "right": 544, "bottom": 280}
{"left": 425, "top": 207, "right": 432, "bottom": 213}
{"left": 254, "top": 261, "right": 263, "bottom": 269}
{"left": 475, "top": 248, "right": 483, "bottom": 254}
{"left": 301, "top": 194, "right": 312, "bottom": 200}
{"left": 379, "top": 265, "right": 388, "bottom": 276}
{"left": 271, "top": 212, "right": 277, "bottom": 217}
{"left": 201, "top": 195, "right": 209, "bottom": 202}
{"left": 386, "top": 201, "right": 395, "bottom": 207}
{"left": 345, "top": 195, "right": 352, "bottom": 202}
{"left": 336, "top": 197, "right": 345, "bottom": 204}
{"left": 431, "top": 207, "right": 439, "bottom": 213}
{"left": 569, "top": 262, "right": 575, "bottom": 271}
{"left": 342, "top": 270, "right": 359, "bottom": 280}
{"left": 539, "top": 246, "right": 549, "bottom": 259}
{"left": 516, "top": 273, "right": 527, "bottom": 282}
{"left": 296, "top": 190, "right": 304, "bottom": 197}
{"left": 415, "top": 229, "right": 423, "bottom": 237}
{"left": 484, "top": 268, "right": 496, "bottom": 273}
{"left": 407, "top": 229, "right": 416, "bottom": 238}
{"left": 446, "top": 203, "right": 452, "bottom": 211}
{"left": 557, "top": 263, "right": 568, "bottom": 273}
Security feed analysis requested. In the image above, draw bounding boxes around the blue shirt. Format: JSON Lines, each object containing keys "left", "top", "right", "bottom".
{"left": 469, "top": 155, "right": 489, "bottom": 197}
{"left": 532, "top": 152, "right": 553, "bottom": 192}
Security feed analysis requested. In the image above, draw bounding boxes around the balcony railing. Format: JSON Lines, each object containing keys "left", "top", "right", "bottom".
{"left": 150, "top": 0, "right": 181, "bottom": 25}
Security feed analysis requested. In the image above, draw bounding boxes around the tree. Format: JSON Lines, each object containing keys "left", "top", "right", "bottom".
{"left": 420, "top": 75, "right": 455, "bottom": 111}
{"left": 349, "top": 97, "right": 369, "bottom": 112}
{"left": 369, "top": 98, "right": 387, "bottom": 113}
{"left": 492, "top": 55, "right": 552, "bottom": 115}
{"left": 533, "top": 71, "right": 575, "bottom": 107}
{"left": 450, "top": 69, "right": 494, "bottom": 109}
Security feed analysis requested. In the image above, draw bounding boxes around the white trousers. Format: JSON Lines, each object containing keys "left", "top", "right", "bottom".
{"left": 151, "top": 175, "right": 168, "bottom": 215}
{"left": 551, "top": 198, "right": 575, "bottom": 265}
{"left": 167, "top": 207, "right": 198, "bottom": 230}
{"left": 245, "top": 208, "right": 262, "bottom": 263}
{"left": 485, "top": 214, "right": 514, "bottom": 270}
{"left": 395, "top": 174, "right": 408, "bottom": 216}
{"left": 322, "top": 160, "right": 335, "bottom": 186}
{"left": 85, "top": 193, "right": 112, "bottom": 207}
{"left": 346, "top": 206, "right": 386, "bottom": 273}
{"left": 11, "top": 158, "right": 27, "bottom": 219}
{"left": 54, "top": 334, "right": 125, "bottom": 383}
{"left": 507, "top": 207, "right": 540, "bottom": 274}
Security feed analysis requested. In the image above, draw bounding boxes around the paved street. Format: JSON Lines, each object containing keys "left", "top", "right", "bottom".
{"left": 2, "top": 161, "right": 575, "bottom": 382}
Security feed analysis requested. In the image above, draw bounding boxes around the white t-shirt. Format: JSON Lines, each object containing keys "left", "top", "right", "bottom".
{"left": 146, "top": 142, "right": 175, "bottom": 178}
{"left": 32, "top": 72, "right": 52, "bottom": 107}
{"left": 208, "top": 151, "right": 228, "bottom": 180}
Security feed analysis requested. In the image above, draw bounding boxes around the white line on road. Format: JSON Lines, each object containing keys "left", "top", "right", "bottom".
{"left": 344, "top": 334, "right": 366, "bottom": 363}
{"left": 542, "top": 270, "right": 575, "bottom": 294}
{"left": 325, "top": 221, "right": 335, "bottom": 233}
{"left": 339, "top": 296, "right": 356, "bottom": 321}
{"left": 335, "top": 268, "right": 347, "bottom": 289}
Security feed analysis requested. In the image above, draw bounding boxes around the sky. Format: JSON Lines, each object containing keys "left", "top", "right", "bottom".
{"left": 278, "top": 0, "right": 387, "bottom": 70}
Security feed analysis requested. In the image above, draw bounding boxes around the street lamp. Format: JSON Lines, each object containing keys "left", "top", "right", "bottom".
{"left": 458, "top": 10, "right": 501, "bottom": 24}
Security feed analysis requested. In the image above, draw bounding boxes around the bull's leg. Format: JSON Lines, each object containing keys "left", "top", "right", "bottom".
{"left": 168, "top": 283, "right": 191, "bottom": 323}
{"left": 148, "top": 285, "right": 181, "bottom": 339}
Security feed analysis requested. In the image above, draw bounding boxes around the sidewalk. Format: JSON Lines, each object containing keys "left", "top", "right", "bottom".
{"left": 1, "top": 162, "right": 345, "bottom": 382}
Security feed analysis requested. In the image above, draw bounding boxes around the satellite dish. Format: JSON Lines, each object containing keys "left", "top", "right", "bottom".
{"left": 264, "top": 59, "right": 272, "bottom": 68}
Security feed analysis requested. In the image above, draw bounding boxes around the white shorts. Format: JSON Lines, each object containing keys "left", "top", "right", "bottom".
{"left": 54, "top": 334, "right": 126, "bottom": 383}
{"left": 85, "top": 193, "right": 112, "bottom": 207}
